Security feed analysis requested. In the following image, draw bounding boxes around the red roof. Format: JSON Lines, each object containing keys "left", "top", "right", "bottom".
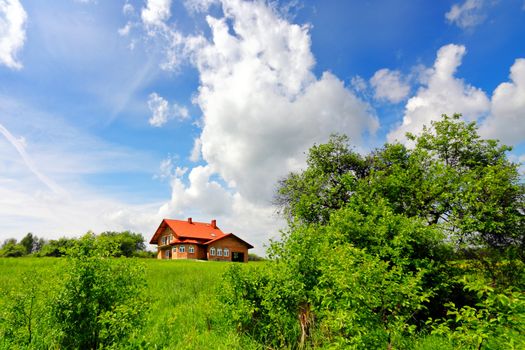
{"left": 150, "top": 218, "right": 224, "bottom": 244}
{"left": 206, "top": 233, "right": 254, "bottom": 249}
{"left": 150, "top": 218, "right": 253, "bottom": 249}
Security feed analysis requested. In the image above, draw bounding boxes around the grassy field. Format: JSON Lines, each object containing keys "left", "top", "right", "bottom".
{"left": 0, "top": 258, "right": 261, "bottom": 350}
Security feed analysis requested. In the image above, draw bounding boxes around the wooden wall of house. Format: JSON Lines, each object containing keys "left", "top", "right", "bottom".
{"left": 207, "top": 236, "right": 250, "bottom": 262}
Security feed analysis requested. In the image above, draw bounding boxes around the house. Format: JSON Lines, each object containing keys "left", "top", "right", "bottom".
{"left": 149, "top": 218, "right": 253, "bottom": 262}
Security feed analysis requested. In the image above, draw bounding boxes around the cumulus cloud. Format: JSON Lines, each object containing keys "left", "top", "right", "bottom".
{"left": 479, "top": 58, "right": 525, "bottom": 145}
{"left": 0, "top": 0, "right": 27, "bottom": 69}
{"left": 147, "top": 92, "right": 189, "bottom": 127}
{"left": 159, "top": 165, "right": 234, "bottom": 217}
{"left": 370, "top": 68, "right": 410, "bottom": 103}
{"left": 136, "top": 0, "right": 377, "bottom": 252}
{"left": 191, "top": 0, "right": 377, "bottom": 204}
{"left": 388, "top": 44, "right": 490, "bottom": 143}
{"left": 141, "top": 0, "right": 172, "bottom": 27}
{"left": 445, "top": 0, "right": 486, "bottom": 29}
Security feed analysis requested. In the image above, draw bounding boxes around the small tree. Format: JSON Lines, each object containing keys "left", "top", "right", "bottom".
{"left": 52, "top": 233, "right": 147, "bottom": 349}
{"left": 0, "top": 239, "right": 26, "bottom": 257}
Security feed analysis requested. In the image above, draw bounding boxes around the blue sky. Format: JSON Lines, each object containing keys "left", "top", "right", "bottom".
{"left": 1, "top": 0, "right": 524, "bottom": 254}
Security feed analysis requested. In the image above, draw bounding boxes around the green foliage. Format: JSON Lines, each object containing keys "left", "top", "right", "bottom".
{"left": 224, "top": 114, "right": 524, "bottom": 348}
{"left": 248, "top": 253, "right": 266, "bottom": 261}
{"left": 430, "top": 276, "right": 525, "bottom": 349}
{"left": 0, "top": 258, "right": 262, "bottom": 350}
{"left": 52, "top": 234, "right": 148, "bottom": 349}
{"left": 36, "top": 237, "right": 76, "bottom": 257}
{"left": 98, "top": 230, "right": 147, "bottom": 257}
{"left": 275, "top": 134, "right": 368, "bottom": 225}
{"left": 0, "top": 272, "right": 52, "bottom": 348}
{"left": 0, "top": 239, "right": 26, "bottom": 257}
{"left": 221, "top": 263, "right": 304, "bottom": 348}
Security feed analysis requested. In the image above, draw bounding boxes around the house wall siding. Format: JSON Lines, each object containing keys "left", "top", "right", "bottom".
{"left": 171, "top": 244, "right": 206, "bottom": 260}
{"left": 207, "top": 236, "right": 249, "bottom": 262}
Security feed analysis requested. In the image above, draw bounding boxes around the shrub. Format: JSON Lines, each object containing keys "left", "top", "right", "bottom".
{"left": 52, "top": 234, "right": 148, "bottom": 349}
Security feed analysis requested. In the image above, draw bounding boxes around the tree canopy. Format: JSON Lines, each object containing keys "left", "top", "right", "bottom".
{"left": 223, "top": 114, "right": 525, "bottom": 349}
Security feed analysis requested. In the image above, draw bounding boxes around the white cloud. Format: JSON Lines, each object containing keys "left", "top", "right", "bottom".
{"left": 479, "top": 58, "right": 525, "bottom": 145}
{"left": 190, "top": 0, "right": 377, "bottom": 204}
{"left": 370, "top": 68, "right": 410, "bottom": 103}
{"left": 388, "top": 44, "right": 490, "bottom": 143}
{"left": 350, "top": 75, "right": 368, "bottom": 94}
{"left": 190, "top": 137, "right": 202, "bottom": 162}
{"left": 159, "top": 165, "right": 234, "bottom": 217}
{"left": 123, "top": 3, "right": 135, "bottom": 15}
{"left": 445, "top": 0, "right": 486, "bottom": 29}
{"left": 0, "top": 123, "right": 66, "bottom": 195}
{"left": 0, "top": 0, "right": 26, "bottom": 69}
{"left": 136, "top": 0, "right": 377, "bottom": 253}
{"left": 0, "top": 97, "right": 164, "bottom": 244}
{"left": 147, "top": 92, "right": 190, "bottom": 127}
{"left": 141, "top": 0, "right": 172, "bottom": 27}
{"left": 184, "top": 0, "right": 218, "bottom": 13}
{"left": 118, "top": 23, "right": 132, "bottom": 36}
{"left": 147, "top": 92, "right": 170, "bottom": 127}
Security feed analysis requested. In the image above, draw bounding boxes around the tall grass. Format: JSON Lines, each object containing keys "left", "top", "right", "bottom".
{"left": 0, "top": 258, "right": 261, "bottom": 349}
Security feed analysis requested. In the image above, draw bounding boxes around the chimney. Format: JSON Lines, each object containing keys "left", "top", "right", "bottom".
{"left": 187, "top": 217, "right": 193, "bottom": 224}
{"left": 211, "top": 219, "right": 217, "bottom": 229}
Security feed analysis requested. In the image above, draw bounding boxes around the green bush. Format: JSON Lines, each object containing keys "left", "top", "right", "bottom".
{"left": 52, "top": 234, "right": 148, "bottom": 349}
{"left": 430, "top": 277, "right": 525, "bottom": 349}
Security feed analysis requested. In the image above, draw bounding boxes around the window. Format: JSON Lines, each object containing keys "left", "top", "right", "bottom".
{"left": 217, "top": 248, "right": 222, "bottom": 256}
{"left": 162, "top": 235, "right": 172, "bottom": 245}
{"left": 173, "top": 247, "right": 177, "bottom": 254}
{"left": 165, "top": 250, "right": 170, "bottom": 258}
{"left": 210, "top": 247, "right": 216, "bottom": 256}
{"left": 189, "top": 245, "right": 194, "bottom": 253}
{"left": 179, "top": 245, "right": 185, "bottom": 253}
{"left": 224, "top": 248, "right": 229, "bottom": 257}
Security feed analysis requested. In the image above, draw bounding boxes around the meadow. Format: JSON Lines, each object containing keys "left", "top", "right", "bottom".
{"left": 0, "top": 258, "right": 261, "bottom": 350}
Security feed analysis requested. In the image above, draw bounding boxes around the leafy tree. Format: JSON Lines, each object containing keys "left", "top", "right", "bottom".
{"left": 0, "top": 239, "right": 26, "bottom": 257}
{"left": 223, "top": 115, "right": 524, "bottom": 348}
{"left": 20, "top": 233, "right": 37, "bottom": 255}
{"left": 274, "top": 134, "right": 368, "bottom": 225}
{"left": 98, "top": 231, "right": 146, "bottom": 257}
{"left": 52, "top": 233, "right": 147, "bottom": 349}
{"left": 37, "top": 237, "right": 76, "bottom": 257}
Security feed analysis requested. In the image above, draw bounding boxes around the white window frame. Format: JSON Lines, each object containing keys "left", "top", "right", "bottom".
{"left": 210, "top": 247, "right": 216, "bottom": 256}
{"left": 173, "top": 247, "right": 177, "bottom": 254}
{"left": 179, "top": 245, "right": 185, "bottom": 253}
{"left": 188, "top": 245, "right": 194, "bottom": 253}
{"left": 217, "top": 248, "right": 223, "bottom": 256}
{"left": 224, "top": 248, "right": 229, "bottom": 257}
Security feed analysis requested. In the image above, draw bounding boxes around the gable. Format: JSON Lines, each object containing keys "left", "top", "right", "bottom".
{"left": 205, "top": 233, "right": 254, "bottom": 249}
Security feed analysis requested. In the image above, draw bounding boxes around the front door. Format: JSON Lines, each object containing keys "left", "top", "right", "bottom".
{"left": 232, "top": 252, "right": 244, "bottom": 262}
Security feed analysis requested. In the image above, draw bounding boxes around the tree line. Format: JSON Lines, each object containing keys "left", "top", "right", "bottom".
{"left": 0, "top": 231, "right": 154, "bottom": 258}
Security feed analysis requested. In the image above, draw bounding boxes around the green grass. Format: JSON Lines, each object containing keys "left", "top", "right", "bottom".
{"left": 0, "top": 258, "right": 460, "bottom": 349}
{"left": 0, "top": 258, "right": 262, "bottom": 350}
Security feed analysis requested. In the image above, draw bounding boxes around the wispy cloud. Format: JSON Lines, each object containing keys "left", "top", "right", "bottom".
{"left": 445, "top": 0, "right": 486, "bottom": 29}
{"left": 0, "top": 123, "right": 66, "bottom": 195}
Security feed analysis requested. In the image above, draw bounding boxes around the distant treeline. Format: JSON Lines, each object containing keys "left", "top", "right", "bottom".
{"left": 0, "top": 231, "right": 155, "bottom": 258}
